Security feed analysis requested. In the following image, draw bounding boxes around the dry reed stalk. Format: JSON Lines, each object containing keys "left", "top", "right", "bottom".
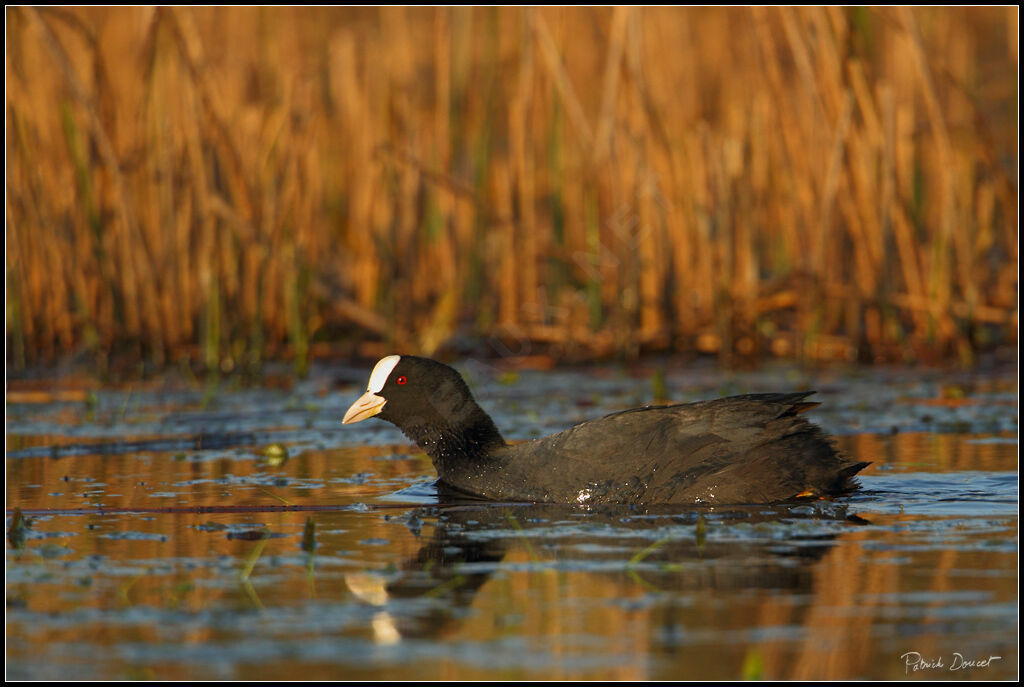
{"left": 5, "top": 7, "right": 1017, "bottom": 370}
{"left": 493, "top": 161, "right": 517, "bottom": 329}
{"left": 751, "top": 8, "right": 816, "bottom": 275}
{"left": 898, "top": 9, "right": 960, "bottom": 342}
{"left": 637, "top": 169, "right": 664, "bottom": 343}
{"left": 593, "top": 6, "right": 629, "bottom": 164}
{"left": 25, "top": 9, "right": 146, "bottom": 341}
{"left": 510, "top": 13, "right": 536, "bottom": 330}
{"left": 816, "top": 91, "right": 854, "bottom": 270}
{"left": 533, "top": 11, "right": 593, "bottom": 152}
{"left": 164, "top": 7, "right": 255, "bottom": 225}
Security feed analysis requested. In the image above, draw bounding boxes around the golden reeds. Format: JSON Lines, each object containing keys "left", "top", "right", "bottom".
{"left": 5, "top": 7, "right": 1018, "bottom": 372}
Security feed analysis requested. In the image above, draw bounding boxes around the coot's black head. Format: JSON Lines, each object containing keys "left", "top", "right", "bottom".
{"left": 343, "top": 355, "right": 505, "bottom": 461}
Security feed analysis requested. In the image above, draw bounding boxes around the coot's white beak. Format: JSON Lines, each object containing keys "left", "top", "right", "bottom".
{"left": 343, "top": 391, "right": 386, "bottom": 424}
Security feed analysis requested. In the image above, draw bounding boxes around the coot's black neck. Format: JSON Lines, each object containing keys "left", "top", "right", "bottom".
{"left": 397, "top": 405, "right": 506, "bottom": 472}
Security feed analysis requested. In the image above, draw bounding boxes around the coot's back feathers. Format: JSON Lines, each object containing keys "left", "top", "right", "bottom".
{"left": 344, "top": 356, "right": 869, "bottom": 505}
{"left": 465, "top": 392, "right": 866, "bottom": 505}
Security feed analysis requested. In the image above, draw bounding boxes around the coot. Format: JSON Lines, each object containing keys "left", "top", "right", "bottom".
{"left": 343, "top": 355, "right": 868, "bottom": 505}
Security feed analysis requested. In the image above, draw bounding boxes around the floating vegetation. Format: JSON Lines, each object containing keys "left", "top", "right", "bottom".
{"left": 262, "top": 444, "right": 290, "bottom": 468}
{"left": 301, "top": 517, "right": 317, "bottom": 553}
{"left": 8, "top": 507, "right": 29, "bottom": 550}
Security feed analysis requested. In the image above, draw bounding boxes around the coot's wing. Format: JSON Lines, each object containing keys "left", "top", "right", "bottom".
{"left": 504, "top": 393, "right": 862, "bottom": 504}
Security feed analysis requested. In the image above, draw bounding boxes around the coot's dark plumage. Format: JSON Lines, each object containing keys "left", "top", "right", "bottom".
{"left": 343, "top": 355, "right": 868, "bottom": 505}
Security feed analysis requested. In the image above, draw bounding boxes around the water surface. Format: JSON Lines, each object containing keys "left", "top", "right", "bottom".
{"left": 6, "top": 362, "right": 1018, "bottom": 680}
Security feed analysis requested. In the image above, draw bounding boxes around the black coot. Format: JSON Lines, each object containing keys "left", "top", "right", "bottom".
{"left": 343, "top": 355, "right": 868, "bottom": 505}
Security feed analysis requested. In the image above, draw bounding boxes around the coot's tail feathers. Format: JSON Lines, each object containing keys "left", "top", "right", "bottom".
{"left": 771, "top": 391, "right": 821, "bottom": 417}
{"left": 755, "top": 392, "right": 870, "bottom": 497}
{"left": 840, "top": 461, "right": 871, "bottom": 479}
{"left": 825, "top": 459, "right": 871, "bottom": 496}
{"left": 839, "top": 460, "right": 872, "bottom": 484}
{"left": 716, "top": 391, "right": 819, "bottom": 417}
{"left": 727, "top": 391, "right": 816, "bottom": 404}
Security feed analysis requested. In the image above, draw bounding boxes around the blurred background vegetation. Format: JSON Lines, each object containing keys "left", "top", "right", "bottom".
{"left": 5, "top": 7, "right": 1018, "bottom": 376}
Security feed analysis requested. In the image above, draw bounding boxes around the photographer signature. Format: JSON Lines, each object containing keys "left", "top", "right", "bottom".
{"left": 901, "top": 651, "right": 1002, "bottom": 675}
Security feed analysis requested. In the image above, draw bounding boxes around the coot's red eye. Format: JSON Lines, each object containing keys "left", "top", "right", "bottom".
{"left": 396, "top": 376, "right": 407, "bottom": 385}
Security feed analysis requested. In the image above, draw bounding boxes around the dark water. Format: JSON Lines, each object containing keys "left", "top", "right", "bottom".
{"left": 5, "top": 362, "right": 1018, "bottom": 680}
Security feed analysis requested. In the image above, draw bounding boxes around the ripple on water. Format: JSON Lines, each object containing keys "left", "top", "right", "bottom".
{"left": 5, "top": 363, "right": 1018, "bottom": 681}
